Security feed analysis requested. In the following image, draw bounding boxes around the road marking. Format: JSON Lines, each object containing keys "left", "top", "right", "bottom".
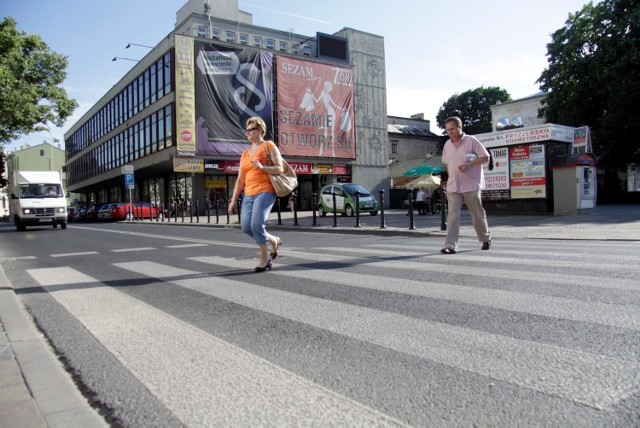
{"left": 111, "top": 247, "right": 156, "bottom": 253}
{"left": 27, "top": 267, "right": 99, "bottom": 286}
{"left": 50, "top": 251, "right": 100, "bottom": 258}
{"left": 169, "top": 258, "right": 640, "bottom": 409}
{"left": 278, "top": 249, "right": 640, "bottom": 293}
{"left": 164, "top": 244, "right": 209, "bottom": 249}
{"left": 26, "top": 266, "right": 405, "bottom": 427}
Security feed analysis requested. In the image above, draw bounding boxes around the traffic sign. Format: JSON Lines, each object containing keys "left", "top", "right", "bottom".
{"left": 125, "top": 173, "right": 135, "bottom": 189}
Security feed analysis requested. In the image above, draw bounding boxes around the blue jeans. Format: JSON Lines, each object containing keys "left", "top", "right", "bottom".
{"left": 241, "top": 192, "right": 277, "bottom": 244}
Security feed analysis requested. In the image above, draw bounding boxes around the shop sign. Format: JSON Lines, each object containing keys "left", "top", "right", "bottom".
{"left": 224, "top": 161, "right": 240, "bottom": 174}
{"left": 173, "top": 158, "right": 204, "bottom": 173}
{"left": 289, "top": 162, "right": 312, "bottom": 174}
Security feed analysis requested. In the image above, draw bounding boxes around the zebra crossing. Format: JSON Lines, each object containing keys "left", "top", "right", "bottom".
{"left": 20, "top": 237, "right": 640, "bottom": 426}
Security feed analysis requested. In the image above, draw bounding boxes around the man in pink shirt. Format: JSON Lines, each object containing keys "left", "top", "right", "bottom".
{"left": 440, "top": 116, "right": 491, "bottom": 254}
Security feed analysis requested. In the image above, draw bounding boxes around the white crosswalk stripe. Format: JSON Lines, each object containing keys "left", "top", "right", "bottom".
{"left": 23, "top": 240, "right": 640, "bottom": 422}
{"left": 25, "top": 266, "right": 405, "bottom": 427}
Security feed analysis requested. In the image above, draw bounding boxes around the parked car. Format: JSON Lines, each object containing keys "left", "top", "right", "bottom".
{"left": 317, "top": 183, "right": 379, "bottom": 217}
{"left": 82, "top": 204, "right": 108, "bottom": 222}
{"left": 111, "top": 202, "right": 167, "bottom": 221}
{"left": 97, "top": 203, "right": 116, "bottom": 221}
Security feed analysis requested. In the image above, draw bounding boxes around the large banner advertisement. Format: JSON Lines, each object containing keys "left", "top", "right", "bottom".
{"left": 275, "top": 57, "right": 355, "bottom": 159}
{"left": 194, "top": 41, "right": 273, "bottom": 156}
{"left": 175, "top": 35, "right": 197, "bottom": 157}
{"left": 509, "top": 144, "right": 547, "bottom": 199}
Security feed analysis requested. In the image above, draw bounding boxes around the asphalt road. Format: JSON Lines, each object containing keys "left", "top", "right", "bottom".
{"left": 1, "top": 220, "right": 639, "bottom": 426}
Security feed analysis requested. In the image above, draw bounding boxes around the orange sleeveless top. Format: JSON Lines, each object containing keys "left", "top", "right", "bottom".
{"left": 240, "top": 141, "right": 277, "bottom": 196}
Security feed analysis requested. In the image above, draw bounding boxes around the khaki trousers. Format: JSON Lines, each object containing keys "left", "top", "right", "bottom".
{"left": 444, "top": 190, "right": 491, "bottom": 251}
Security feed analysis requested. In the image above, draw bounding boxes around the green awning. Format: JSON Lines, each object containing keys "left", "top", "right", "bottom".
{"left": 403, "top": 165, "right": 444, "bottom": 176}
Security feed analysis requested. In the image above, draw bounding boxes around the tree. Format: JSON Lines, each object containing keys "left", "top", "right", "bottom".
{"left": 0, "top": 17, "right": 78, "bottom": 146}
{"left": 435, "top": 86, "right": 511, "bottom": 135}
{"left": 537, "top": 0, "right": 640, "bottom": 176}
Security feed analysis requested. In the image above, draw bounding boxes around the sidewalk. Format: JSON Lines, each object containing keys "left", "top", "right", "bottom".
{"left": 1, "top": 203, "right": 638, "bottom": 427}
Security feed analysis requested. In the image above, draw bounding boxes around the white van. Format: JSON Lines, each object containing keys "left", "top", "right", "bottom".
{"left": 10, "top": 170, "right": 68, "bottom": 231}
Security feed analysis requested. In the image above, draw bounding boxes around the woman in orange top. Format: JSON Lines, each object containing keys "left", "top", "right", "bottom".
{"left": 228, "top": 117, "right": 284, "bottom": 272}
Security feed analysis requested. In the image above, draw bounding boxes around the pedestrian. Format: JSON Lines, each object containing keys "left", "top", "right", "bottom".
{"left": 415, "top": 187, "right": 426, "bottom": 215}
{"left": 440, "top": 116, "right": 491, "bottom": 254}
{"left": 228, "top": 117, "right": 284, "bottom": 272}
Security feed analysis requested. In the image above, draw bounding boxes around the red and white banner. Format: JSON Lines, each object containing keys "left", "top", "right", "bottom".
{"left": 275, "top": 57, "right": 355, "bottom": 159}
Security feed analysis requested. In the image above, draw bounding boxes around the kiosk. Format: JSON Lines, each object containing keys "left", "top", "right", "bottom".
{"left": 551, "top": 153, "right": 597, "bottom": 215}
{"left": 476, "top": 124, "right": 576, "bottom": 214}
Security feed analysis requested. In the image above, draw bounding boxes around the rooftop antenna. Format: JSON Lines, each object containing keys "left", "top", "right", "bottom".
{"left": 204, "top": 0, "right": 212, "bottom": 38}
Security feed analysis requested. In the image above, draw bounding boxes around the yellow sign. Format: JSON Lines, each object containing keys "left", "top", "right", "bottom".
{"left": 175, "top": 35, "right": 196, "bottom": 156}
{"left": 173, "top": 158, "right": 204, "bottom": 173}
{"left": 204, "top": 179, "right": 226, "bottom": 188}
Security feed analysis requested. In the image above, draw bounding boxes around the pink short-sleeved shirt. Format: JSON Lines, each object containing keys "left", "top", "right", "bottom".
{"left": 442, "top": 133, "right": 489, "bottom": 193}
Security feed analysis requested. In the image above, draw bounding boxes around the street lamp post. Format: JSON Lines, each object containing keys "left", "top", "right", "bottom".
{"left": 112, "top": 57, "right": 139, "bottom": 62}
{"left": 126, "top": 43, "right": 153, "bottom": 49}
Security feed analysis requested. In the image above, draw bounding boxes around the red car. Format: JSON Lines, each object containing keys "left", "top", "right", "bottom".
{"left": 111, "top": 202, "right": 167, "bottom": 221}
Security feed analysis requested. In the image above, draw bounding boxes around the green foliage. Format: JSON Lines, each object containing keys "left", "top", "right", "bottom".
{"left": 538, "top": 0, "right": 640, "bottom": 173}
{"left": 436, "top": 86, "right": 511, "bottom": 135}
{"left": 0, "top": 17, "right": 78, "bottom": 146}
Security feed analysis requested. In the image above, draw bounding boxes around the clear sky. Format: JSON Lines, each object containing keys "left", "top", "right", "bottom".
{"left": 1, "top": 0, "right": 594, "bottom": 153}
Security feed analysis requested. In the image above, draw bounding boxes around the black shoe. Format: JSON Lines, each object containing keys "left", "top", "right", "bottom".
{"left": 440, "top": 248, "right": 456, "bottom": 254}
{"left": 254, "top": 258, "right": 272, "bottom": 272}
{"left": 481, "top": 241, "right": 491, "bottom": 250}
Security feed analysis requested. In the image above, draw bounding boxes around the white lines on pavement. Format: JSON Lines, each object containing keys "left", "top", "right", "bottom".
{"left": 191, "top": 256, "right": 640, "bottom": 331}
{"left": 27, "top": 267, "right": 100, "bottom": 286}
{"left": 129, "top": 259, "right": 640, "bottom": 410}
{"left": 111, "top": 247, "right": 157, "bottom": 253}
{"left": 50, "top": 251, "right": 100, "bottom": 258}
{"left": 164, "top": 244, "right": 209, "bottom": 249}
{"left": 38, "top": 267, "right": 404, "bottom": 427}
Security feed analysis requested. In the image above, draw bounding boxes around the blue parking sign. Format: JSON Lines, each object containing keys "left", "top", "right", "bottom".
{"left": 125, "top": 173, "right": 134, "bottom": 187}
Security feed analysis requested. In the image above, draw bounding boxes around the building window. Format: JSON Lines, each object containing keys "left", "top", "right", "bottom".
{"left": 266, "top": 38, "right": 275, "bottom": 49}
{"left": 40, "top": 149, "right": 44, "bottom": 156}
{"left": 239, "top": 33, "right": 248, "bottom": 45}
{"left": 211, "top": 28, "right": 221, "bottom": 39}
{"left": 226, "top": 30, "right": 235, "bottom": 43}
{"left": 253, "top": 36, "right": 261, "bottom": 47}
{"left": 391, "top": 143, "right": 398, "bottom": 154}
{"left": 279, "top": 41, "right": 287, "bottom": 52}
{"left": 197, "top": 25, "right": 207, "bottom": 38}
{"left": 292, "top": 44, "right": 300, "bottom": 55}
{"left": 303, "top": 45, "right": 311, "bottom": 56}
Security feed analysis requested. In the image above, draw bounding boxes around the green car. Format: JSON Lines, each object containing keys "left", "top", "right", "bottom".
{"left": 317, "top": 183, "right": 379, "bottom": 217}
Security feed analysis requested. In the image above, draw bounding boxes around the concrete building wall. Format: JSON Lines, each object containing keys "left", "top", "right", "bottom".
{"left": 491, "top": 92, "right": 546, "bottom": 132}
{"left": 339, "top": 28, "right": 388, "bottom": 195}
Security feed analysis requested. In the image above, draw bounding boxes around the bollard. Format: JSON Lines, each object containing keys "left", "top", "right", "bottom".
{"left": 379, "top": 190, "right": 387, "bottom": 229}
{"left": 226, "top": 198, "right": 231, "bottom": 224}
{"left": 206, "top": 198, "right": 210, "bottom": 224}
{"left": 173, "top": 203, "right": 178, "bottom": 223}
{"left": 292, "top": 192, "right": 298, "bottom": 226}
{"left": 332, "top": 192, "right": 338, "bottom": 227}
{"left": 276, "top": 198, "right": 282, "bottom": 225}
{"left": 354, "top": 191, "right": 361, "bottom": 228}
{"left": 312, "top": 193, "right": 318, "bottom": 226}
{"left": 215, "top": 198, "right": 219, "bottom": 224}
{"left": 195, "top": 200, "right": 200, "bottom": 223}
{"left": 408, "top": 190, "right": 416, "bottom": 230}
{"left": 440, "top": 188, "right": 447, "bottom": 231}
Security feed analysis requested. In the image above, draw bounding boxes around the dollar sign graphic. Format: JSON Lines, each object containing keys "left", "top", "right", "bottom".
{"left": 234, "top": 63, "right": 266, "bottom": 116}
